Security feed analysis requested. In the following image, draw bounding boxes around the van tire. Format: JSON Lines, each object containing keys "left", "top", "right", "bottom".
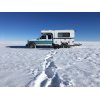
{"left": 61, "top": 43, "right": 70, "bottom": 48}
{"left": 26, "top": 42, "right": 36, "bottom": 48}
{"left": 30, "top": 43, "right": 36, "bottom": 48}
{"left": 52, "top": 44, "right": 60, "bottom": 49}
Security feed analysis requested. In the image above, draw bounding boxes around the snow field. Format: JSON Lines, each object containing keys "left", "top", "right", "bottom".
{"left": 0, "top": 41, "right": 100, "bottom": 87}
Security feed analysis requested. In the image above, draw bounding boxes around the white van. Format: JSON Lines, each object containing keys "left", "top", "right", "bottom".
{"left": 26, "top": 29, "right": 75, "bottom": 48}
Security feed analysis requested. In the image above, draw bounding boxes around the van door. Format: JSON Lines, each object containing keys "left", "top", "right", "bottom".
{"left": 35, "top": 34, "right": 52, "bottom": 46}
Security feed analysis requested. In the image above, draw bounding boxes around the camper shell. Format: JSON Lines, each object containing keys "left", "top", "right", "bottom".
{"left": 26, "top": 29, "right": 75, "bottom": 48}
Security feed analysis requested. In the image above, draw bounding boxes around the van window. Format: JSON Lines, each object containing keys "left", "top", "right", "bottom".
{"left": 40, "top": 35, "right": 46, "bottom": 39}
{"left": 48, "top": 35, "right": 52, "bottom": 39}
{"left": 58, "top": 32, "right": 70, "bottom": 37}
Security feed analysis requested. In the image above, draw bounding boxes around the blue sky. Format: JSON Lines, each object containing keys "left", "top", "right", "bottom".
{"left": 0, "top": 12, "right": 100, "bottom": 41}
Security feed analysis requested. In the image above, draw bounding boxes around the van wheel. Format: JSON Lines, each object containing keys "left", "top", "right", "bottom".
{"left": 29, "top": 43, "right": 36, "bottom": 48}
{"left": 61, "top": 43, "right": 70, "bottom": 48}
{"left": 52, "top": 44, "right": 60, "bottom": 49}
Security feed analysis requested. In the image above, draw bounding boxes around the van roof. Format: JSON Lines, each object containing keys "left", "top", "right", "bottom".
{"left": 41, "top": 29, "right": 75, "bottom": 33}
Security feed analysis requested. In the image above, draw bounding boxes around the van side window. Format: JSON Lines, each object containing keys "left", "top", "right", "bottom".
{"left": 48, "top": 35, "right": 52, "bottom": 39}
{"left": 58, "top": 32, "right": 70, "bottom": 37}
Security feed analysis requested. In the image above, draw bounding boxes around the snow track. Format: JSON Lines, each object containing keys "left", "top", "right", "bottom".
{"left": 28, "top": 50, "right": 72, "bottom": 87}
{"left": 28, "top": 50, "right": 57, "bottom": 87}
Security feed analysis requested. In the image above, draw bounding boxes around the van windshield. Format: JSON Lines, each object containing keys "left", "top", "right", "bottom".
{"left": 40, "top": 35, "right": 46, "bottom": 39}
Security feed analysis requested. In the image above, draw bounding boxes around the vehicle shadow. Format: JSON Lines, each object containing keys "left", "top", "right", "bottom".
{"left": 6, "top": 46, "right": 54, "bottom": 50}
{"left": 6, "top": 46, "right": 27, "bottom": 48}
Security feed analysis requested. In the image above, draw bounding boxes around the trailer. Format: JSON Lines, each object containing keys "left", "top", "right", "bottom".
{"left": 26, "top": 29, "right": 76, "bottom": 48}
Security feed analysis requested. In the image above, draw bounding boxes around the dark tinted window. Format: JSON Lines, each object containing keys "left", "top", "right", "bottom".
{"left": 48, "top": 35, "right": 52, "bottom": 39}
{"left": 40, "top": 35, "right": 46, "bottom": 39}
{"left": 58, "top": 32, "right": 70, "bottom": 37}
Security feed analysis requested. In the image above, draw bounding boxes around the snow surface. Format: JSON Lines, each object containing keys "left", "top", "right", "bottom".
{"left": 0, "top": 41, "right": 100, "bottom": 87}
